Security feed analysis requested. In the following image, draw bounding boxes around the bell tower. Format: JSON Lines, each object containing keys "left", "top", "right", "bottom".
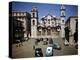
{"left": 31, "top": 6, "right": 38, "bottom": 38}
{"left": 60, "top": 5, "right": 66, "bottom": 38}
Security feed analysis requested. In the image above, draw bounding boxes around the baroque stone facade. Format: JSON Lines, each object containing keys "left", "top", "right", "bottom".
{"left": 31, "top": 5, "right": 66, "bottom": 38}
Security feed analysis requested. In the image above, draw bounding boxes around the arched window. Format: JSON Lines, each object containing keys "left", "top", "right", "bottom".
{"left": 52, "top": 22, "right": 54, "bottom": 24}
{"left": 52, "top": 29, "right": 54, "bottom": 32}
{"left": 48, "top": 19, "right": 50, "bottom": 24}
{"left": 61, "top": 11, "right": 65, "bottom": 16}
{"left": 47, "top": 29, "right": 51, "bottom": 35}
{"left": 62, "top": 20, "right": 64, "bottom": 23}
{"left": 33, "top": 13, "right": 35, "bottom": 17}
{"left": 43, "top": 29, "right": 46, "bottom": 35}
{"left": 33, "top": 20, "right": 35, "bottom": 25}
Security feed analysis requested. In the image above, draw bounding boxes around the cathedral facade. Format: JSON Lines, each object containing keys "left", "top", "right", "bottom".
{"left": 31, "top": 5, "right": 66, "bottom": 38}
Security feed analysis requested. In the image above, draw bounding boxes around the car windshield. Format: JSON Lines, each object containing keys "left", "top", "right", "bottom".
{"left": 36, "top": 48, "right": 41, "bottom": 50}
{"left": 54, "top": 43, "right": 58, "bottom": 45}
{"left": 48, "top": 49, "right": 50, "bottom": 51}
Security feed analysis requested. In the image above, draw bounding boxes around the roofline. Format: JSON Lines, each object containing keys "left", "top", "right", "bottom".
{"left": 12, "top": 11, "right": 30, "bottom": 13}
{"left": 66, "top": 16, "right": 78, "bottom": 23}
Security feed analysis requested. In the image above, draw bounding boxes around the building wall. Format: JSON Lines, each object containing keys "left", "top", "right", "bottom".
{"left": 65, "top": 16, "right": 78, "bottom": 45}
{"left": 37, "top": 28, "right": 60, "bottom": 38}
{"left": 70, "top": 17, "right": 77, "bottom": 35}
{"left": 9, "top": 16, "right": 24, "bottom": 43}
{"left": 69, "top": 17, "right": 78, "bottom": 45}
{"left": 12, "top": 11, "right": 31, "bottom": 39}
{"left": 35, "top": 14, "right": 61, "bottom": 38}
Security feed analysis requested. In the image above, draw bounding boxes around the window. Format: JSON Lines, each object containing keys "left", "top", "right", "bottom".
{"left": 33, "top": 13, "right": 35, "bottom": 17}
{"left": 43, "top": 29, "right": 46, "bottom": 35}
{"left": 62, "top": 11, "right": 65, "bottom": 16}
{"left": 47, "top": 29, "right": 51, "bottom": 35}
{"left": 62, "top": 12, "right": 64, "bottom": 16}
{"left": 38, "top": 30, "right": 41, "bottom": 36}
{"left": 44, "top": 21, "right": 46, "bottom": 24}
{"left": 62, "top": 20, "right": 64, "bottom": 23}
{"left": 52, "top": 22, "right": 54, "bottom": 24}
{"left": 33, "top": 20, "right": 35, "bottom": 25}
{"left": 48, "top": 19, "right": 50, "bottom": 24}
{"left": 52, "top": 29, "right": 54, "bottom": 32}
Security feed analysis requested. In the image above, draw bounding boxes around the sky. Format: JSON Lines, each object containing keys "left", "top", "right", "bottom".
{"left": 10, "top": 1, "right": 78, "bottom": 21}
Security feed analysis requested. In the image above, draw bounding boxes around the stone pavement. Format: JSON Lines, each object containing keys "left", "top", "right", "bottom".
{"left": 12, "top": 38, "right": 78, "bottom": 58}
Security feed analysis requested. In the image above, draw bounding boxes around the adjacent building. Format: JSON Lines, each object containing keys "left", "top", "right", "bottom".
{"left": 10, "top": 11, "right": 31, "bottom": 43}
{"left": 65, "top": 16, "right": 78, "bottom": 45}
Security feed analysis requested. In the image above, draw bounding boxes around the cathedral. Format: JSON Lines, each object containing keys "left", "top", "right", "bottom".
{"left": 31, "top": 5, "right": 66, "bottom": 38}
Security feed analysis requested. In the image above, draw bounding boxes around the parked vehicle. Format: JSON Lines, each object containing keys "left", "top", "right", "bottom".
{"left": 35, "top": 48, "right": 43, "bottom": 57}
{"left": 46, "top": 47, "right": 53, "bottom": 56}
{"left": 52, "top": 43, "right": 61, "bottom": 50}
